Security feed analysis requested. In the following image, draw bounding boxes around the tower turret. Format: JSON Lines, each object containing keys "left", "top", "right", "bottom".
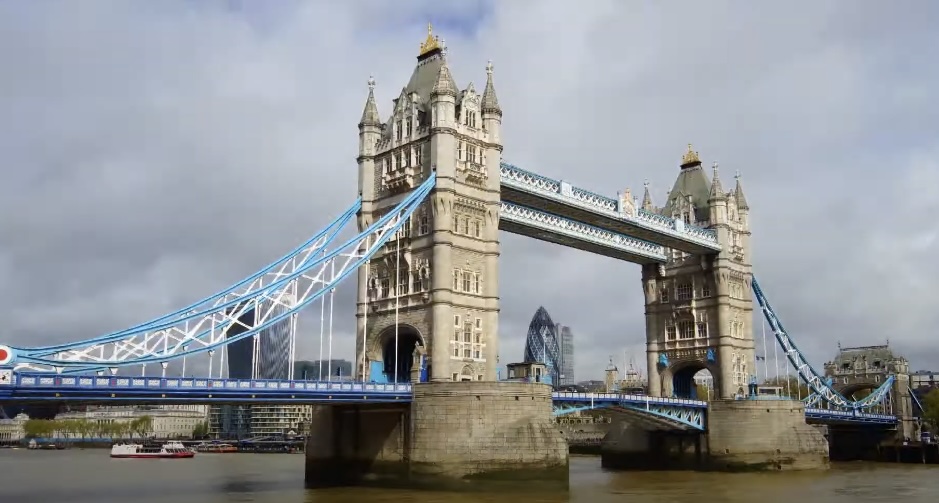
{"left": 707, "top": 162, "right": 728, "bottom": 226}
{"left": 357, "top": 76, "right": 382, "bottom": 202}
{"left": 481, "top": 60, "right": 502, "bottom": 143}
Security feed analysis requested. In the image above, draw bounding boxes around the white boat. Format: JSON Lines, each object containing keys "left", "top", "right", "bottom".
{"left": 110, "top": 441, "right": 195, "bottom": 459}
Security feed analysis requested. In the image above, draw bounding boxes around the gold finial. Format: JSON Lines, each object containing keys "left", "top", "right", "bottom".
{"left": 681, "top": 143, "right": 701, "bottom": 166}
{"left": 419, "top": 23, "right": 441, "bottom": 57}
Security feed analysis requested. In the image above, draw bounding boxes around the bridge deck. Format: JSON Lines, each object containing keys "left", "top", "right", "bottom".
{"left": 500, "top": 163, "right": 721, "bottom": 254}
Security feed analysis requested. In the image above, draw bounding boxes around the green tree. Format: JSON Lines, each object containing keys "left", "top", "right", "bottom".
{"left": 694, "top": 383, "right": 712, "bottom": 401}
{"left": 922, "top": 388, "right": 939, "bottom": 433}
{"left": 191, "top": 421, "right": 209, "bottom": 439}
{"left": 131, "top": 416, "right": 154, "bottom": 438}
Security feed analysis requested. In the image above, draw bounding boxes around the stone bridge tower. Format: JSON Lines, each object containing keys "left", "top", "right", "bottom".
{"left": 354, "top": 25, "right": 503, "bottom": 384}
{"left": 824, "top": 344, "right": 918, "bottom": 440}
{"left": 642, "top": 146, "right": 755, "bottom": 400}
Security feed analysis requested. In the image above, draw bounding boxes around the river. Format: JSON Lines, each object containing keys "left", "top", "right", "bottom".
{"left": 0, "top": 450, "right": 937, "bottom": 502}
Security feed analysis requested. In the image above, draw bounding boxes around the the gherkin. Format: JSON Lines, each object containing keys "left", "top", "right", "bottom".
{"left": 523, "top": 307, "right": 561, "bottom": 386}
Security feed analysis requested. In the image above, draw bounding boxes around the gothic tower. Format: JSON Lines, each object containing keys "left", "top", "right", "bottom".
{"left": 354, "top": 25, "right": 503, "bottom": 383}
{"left": 643, "top": 145, "right": 755, "bottom": 399}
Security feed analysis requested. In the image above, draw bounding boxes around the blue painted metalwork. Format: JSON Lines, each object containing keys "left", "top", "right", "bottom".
{"left": 804, "top": 408, "right": 897, "bottom": 425}
{"left": 657, "top": 354, "right": 668, "bottom": 367}
{"left": 0, "top": 371, "right": 412, "bottom": 403}
{"left": 499, "top": 162, "right": 720, "bottom": 250}
{"left": 551, "top": 391, "right": 708, "bottom": 430}
{"left": 752, "top": 276, "right": 895, "bottom": 410}
{"left": 706, "top": 348, "right": 715, "bottom": 362}
{"left": 20, "top": 201, "right": 360, "bottom": 354}
{"left": 499, "top": 201, "right": 666, "bottom": 262}
{"left": 7, "top": 174, "right": 436, "bottom": 373}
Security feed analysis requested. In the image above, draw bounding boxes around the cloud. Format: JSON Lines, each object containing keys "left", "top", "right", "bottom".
{"left": 1, "top": 0, "right": 938, "bottom": 381}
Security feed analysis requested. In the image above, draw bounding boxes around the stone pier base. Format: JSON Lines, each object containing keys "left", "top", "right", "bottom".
{"left": 601, "top": 399, "right": 829, "bottom": 472}
{"left": 305, "top": 381, "right": 569, "bottom": 491}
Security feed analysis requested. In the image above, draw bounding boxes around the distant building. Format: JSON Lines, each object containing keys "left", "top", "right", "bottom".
{"left": 912, "top": 370, "right": 939, "bottom": 389}
{"left": 209, "top": 295, "right": 307, "bottom": 439}
{"left": 557, "top": 324, "right": 575, "bottom": 387}
{"left": 294, "top": 359, "right": 354, "bottom": 381}
{"left": 0, "top": 414, "right": 28, "bottom": 445}
{"left": 523, "top": 307, "right": 573, "bottom": 388}
{"left": 55, "top": 405, "right": 207, "bottom": 439}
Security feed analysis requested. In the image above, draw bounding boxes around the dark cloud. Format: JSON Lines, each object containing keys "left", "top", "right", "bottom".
{"left": 2, "top": 1, "right": 938, "bottom": 380}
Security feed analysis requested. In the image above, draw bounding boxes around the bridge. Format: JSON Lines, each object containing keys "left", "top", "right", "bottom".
{"left": 0, "top": 25, "right": 915, "bottom": 487}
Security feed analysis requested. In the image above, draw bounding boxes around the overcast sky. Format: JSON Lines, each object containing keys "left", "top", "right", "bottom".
{"left": 1, "top": 0, "right": 937, "bottom": 381}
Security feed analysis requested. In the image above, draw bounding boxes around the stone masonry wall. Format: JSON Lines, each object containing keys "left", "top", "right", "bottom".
{"left": 409, "top": 381, "right": 569, "bottom": 489}
{"left": 305, "top": 403, "right": 410, "bottom": 488}
{"left": 706, "top": 399, "right": 829, "bottom": 470}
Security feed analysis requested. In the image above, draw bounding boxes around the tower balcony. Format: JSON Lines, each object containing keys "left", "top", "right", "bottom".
{"left": 382, "top": 166, "right": 416, "bottom": 192}
{"left": 458, "top": 161, "right": 487, "bottom": 183}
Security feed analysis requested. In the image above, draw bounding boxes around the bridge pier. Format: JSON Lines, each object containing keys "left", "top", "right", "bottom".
{"left": 305, "top": 381, "right": 568, "bottom": 491}
{"left": 601, "top": 399, "right": 829, "bottom": 471}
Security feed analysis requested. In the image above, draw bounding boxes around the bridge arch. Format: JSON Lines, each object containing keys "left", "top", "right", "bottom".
{"left": 376, "top": 324, "right": 425, "bottom": 384}
{"left": 663, "top": 360, "right": 721, "bottom": 400}
{"left": 838, "top": 382, "right": 879, "bottom": 401}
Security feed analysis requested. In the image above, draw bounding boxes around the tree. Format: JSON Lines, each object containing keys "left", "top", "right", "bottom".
{"left": 131, "top": 416, "right": 154, "bottom": 439}
{"left": 922, "top": 388, "right": 939, "bottom": 434}
{"left": 191, "top": 421, "right": 209, "bottom": 439}
{"left": 694, "top": 383, "right": 712, "bottom": 401}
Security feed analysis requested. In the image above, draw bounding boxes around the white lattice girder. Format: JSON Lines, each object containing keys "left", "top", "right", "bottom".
{"left": 499, "top": 163, "right": 720, "bottom": 250}
{"left": 8, "top": 174, "right": 437, "bottom": 373}
{"left": 500, "top": 201, "right": 667, "bottom": 263}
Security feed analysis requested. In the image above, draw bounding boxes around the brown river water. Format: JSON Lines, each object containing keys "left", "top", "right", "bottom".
{"left": 0, "top": 450, "right": 937, "bottom": 503}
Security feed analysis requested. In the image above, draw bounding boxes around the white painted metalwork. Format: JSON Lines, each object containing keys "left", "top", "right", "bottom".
{"left": 500, "top": 201, "right": 667, "bottom": 262}
{"left": 500, "top": 163, "right": 720, "bottom": 249}
{"left": 8, "top": 174, "right": 436, "bottom": 374}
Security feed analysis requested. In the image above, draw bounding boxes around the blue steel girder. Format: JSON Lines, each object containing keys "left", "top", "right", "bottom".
{"left": 499, "top": 162, "right": 721, "bottom": 254}
{"left": 499, "top": 201, "right": 666, "bottom": 264}
{"left": 1, "top": 372, "right": 412, "bottom": 404}
{"left": 552, "top": 392, "right": 707, "bottom": 431}
{"left": 804, "top": 408, "right": 897, "bottom": 426}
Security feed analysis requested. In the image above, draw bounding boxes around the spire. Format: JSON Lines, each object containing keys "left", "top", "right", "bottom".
{"left": 680, "top": 143, "right": 702, "bottom": 169}
{"left": 481, "top": 60, "right": 502, "bottom": 116}
{"left": 418, "top": 23, "right": 442, "bottom": 59}
{"left": 734, "top": 170, "right": 749, "bottom": 210}
{"left": 359, "top": 76, "right": 381, "bottom": 127}
{"left": 708, "top": 162, "right": 725, "bottom": 201}
{"left": 641, "top": 180, "right": 654, "bottom": 210}
{"left": 431, "top": 63, "right": 457, "bottom": 97}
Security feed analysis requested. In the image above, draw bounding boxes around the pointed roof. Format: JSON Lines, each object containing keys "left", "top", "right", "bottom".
{"left": 641, "top": 180, "right": 654, "bottom": 210}
{"left": 734, "top": 171, "right": 749, "bottom": 209}
{"left": 431, "top": 63, "right": 458, "bottom": 96}
{"left": 481, "top": 60, "right": 502, "bottom": 116}
{"left": 359, "top": 76, "right": 381, "bottom": 127}
{"left": 708, "top": 162, "right": 725, "bottom": 201}
{"left": 663, "top": 144, "right": 710, "bottom": 220}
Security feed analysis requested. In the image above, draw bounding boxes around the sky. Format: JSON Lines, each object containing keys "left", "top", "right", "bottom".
{"left": 1, "top": 0, "right": 938, "bottom": 381}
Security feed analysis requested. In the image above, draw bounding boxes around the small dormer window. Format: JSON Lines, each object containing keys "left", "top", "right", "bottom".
{"left": 396, "top": 120, "right": 403, "bottom": 141}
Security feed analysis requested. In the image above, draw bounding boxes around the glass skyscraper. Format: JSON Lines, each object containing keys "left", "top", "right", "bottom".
{"left": 522, "top": 307, "right": 575, "bottom": 388}
{"left": 210, "top": 295, "right": 295, "bottom": 439}
{"left": 557, "top": 324, "right": 575, "bottom": 387}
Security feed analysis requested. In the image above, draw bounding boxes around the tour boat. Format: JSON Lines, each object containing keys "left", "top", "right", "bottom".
{"left": 192, "top": 442, "right": 238, "bottom": 453}
{"left": 110, "top": 441, "right": 195, "bottom": 459}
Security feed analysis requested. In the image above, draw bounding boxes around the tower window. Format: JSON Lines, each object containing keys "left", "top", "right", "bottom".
{"left": 418, "top": 207, "right": 429, "bottom": 235}
{"left": 457, "top": 141, "right": 463, "bottom": 161}
{"left": 462, "top": 271, "right": 473, "bottom": 292}
{"left": 676, "top": 283, "right": 693, "bottom": 301}
{"left": 396, "top": 120, "right": 402, "bottom": 141}
{"left": 701, "top": 281, "right": 711, "bottom": 298}
{"left": 452, "top": 269, "right": 460, "bottom": 290}
{"left": 659, "top": 287, "right": 669, "bottom": 303}
{"left": 472, "top": 273, "right": 480, "bottom": 294}
{"left": 678, "top": 320, "right": 694, "bottom": 339}
{"left": 665, "top": 322, "right": 676, "bottom": 341}
{"left": 406, "top": 119, "right": 412, "bottom": 137}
